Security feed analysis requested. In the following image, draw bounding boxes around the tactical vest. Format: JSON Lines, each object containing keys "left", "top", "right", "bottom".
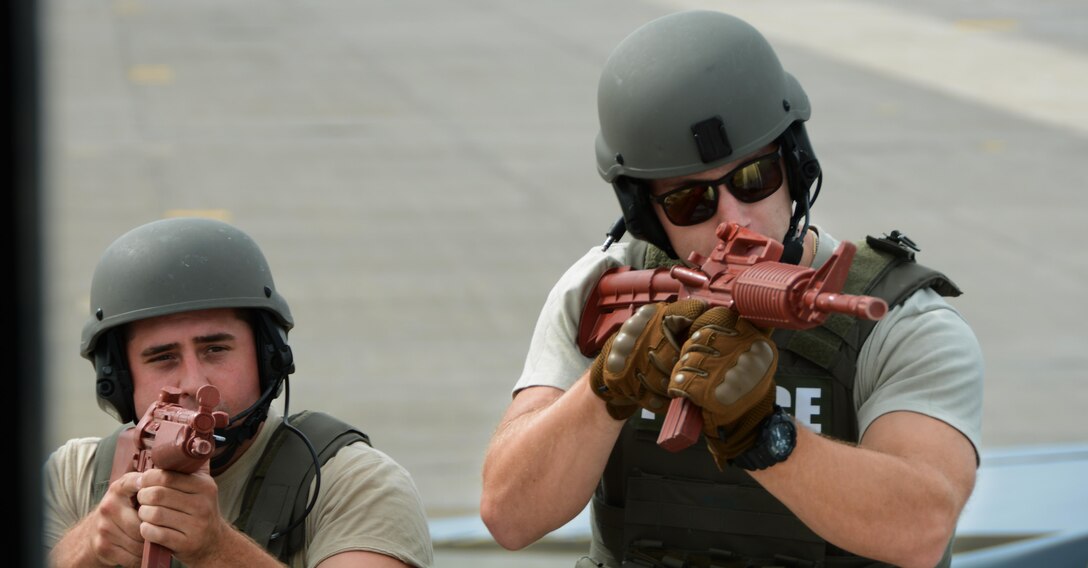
{"left": 92, "top": 410, "right": 370, "bottom": 565}
{"left": 589, "top": 233, "right": 961, "bottom": 568}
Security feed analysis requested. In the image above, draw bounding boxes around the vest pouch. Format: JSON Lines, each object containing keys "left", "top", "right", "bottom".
{"left": 624, "top": 471, "right": 826, "bottom": 565}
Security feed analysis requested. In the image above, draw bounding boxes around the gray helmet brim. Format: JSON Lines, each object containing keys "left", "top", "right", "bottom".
{"left": 80, "top": 217, "right": 293, "bottom": 360}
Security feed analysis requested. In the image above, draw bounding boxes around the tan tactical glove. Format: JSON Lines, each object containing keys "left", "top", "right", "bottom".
{"left": 590, "top": 299, "right": 709, "bottom": 420}
{"left": 668, "top": 307, "right": 778, "bottom": 470}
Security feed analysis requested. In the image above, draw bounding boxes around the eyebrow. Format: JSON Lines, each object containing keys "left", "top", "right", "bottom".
{"left": 139, "top": 332, "right": 237, "bottom": 358}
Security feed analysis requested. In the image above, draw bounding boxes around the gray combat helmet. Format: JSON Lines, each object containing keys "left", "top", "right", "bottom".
{"left": 595, "top": 10, "right": 810, "bottom": 181}
{"left": 82, "top": 216, "right": 294, "bottom": 423}
{"left": 595, "top": 10, "right": 821, "bottom": 262}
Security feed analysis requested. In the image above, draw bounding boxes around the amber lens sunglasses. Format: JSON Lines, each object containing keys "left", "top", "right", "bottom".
{"left": 650, "top": 148, "right": 784, "bottom": 226}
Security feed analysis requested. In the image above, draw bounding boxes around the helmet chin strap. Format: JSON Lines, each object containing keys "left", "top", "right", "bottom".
{"left": 780, "top": 233, "right": 805, "bottom": 265}
{"left": 210, "top": 377, "right": 282, "bottom": 471}
{"left": 780, "top": 175, "right": 819, "bottom": 265}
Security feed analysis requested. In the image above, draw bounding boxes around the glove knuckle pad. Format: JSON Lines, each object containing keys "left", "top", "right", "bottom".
{"left": 715, "top": 341, "right": 775, "bottom": 405}
{"left": 605, "top": 305, "right": 656, "bottom": 374}
{"left": 605, "top": 333, "right": 637, "bottom": 374}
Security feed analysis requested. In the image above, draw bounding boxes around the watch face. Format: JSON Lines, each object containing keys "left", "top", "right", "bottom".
{"left": 734, "top": 408, "right": 795, "bottom": 471}
{"left": 767, "top": 417, "right": 796, "bottom": 458}
{"left": 768, "top": 427, "right": 791, "bottom": 456}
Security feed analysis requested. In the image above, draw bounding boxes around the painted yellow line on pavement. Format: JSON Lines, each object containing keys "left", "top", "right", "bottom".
{"left": 163, "top": 209, "right": 233, "bottom": 222}
{"left": 128, "top": 64, "right": 174, "bottom": 86}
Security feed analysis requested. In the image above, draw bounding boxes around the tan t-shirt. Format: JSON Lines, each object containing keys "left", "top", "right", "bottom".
{"left": 43, "top": 406, "right": 434, "bottom": 568}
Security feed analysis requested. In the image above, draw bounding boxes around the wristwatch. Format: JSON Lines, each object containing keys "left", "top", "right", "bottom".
{"left": 731, "top": 406, "right": 796, "bottom": 471}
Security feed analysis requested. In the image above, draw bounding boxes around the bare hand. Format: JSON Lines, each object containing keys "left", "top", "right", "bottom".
{"left": 135, "top": 468, "right": 227, "bottom": 564}
{"left": 60, "top": 470, "right": 145, "bottom": 568}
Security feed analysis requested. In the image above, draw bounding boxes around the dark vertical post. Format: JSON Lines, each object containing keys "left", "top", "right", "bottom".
{"left": 6, "top": 0, "right": 43, "bottom": 566}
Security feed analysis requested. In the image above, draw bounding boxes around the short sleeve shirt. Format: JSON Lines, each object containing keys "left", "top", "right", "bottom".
{"left": 42, "top": 406, "right": 434, "bottom": 568}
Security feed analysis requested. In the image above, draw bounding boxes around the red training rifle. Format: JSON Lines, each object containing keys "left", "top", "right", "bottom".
{"left": 109, "top": 384, "right": 229, "bottom": 568}
{"left": 577, "top": 222, "right": 888, "bottom": 452}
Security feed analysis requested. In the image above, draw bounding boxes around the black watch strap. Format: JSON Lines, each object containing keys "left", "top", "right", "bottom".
{"left": 731, "top": 406, "right": 796, "bottom": 471}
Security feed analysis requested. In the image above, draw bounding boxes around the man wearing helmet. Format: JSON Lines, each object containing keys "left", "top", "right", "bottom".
{"left": 44, "top": 217, "right": 434, "bottom": 567}
{"left": 481, "top": 10, "right": 982, "bottom": 568}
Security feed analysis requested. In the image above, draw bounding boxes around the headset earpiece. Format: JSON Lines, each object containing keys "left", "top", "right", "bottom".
{"left": 253, "top": 310, "right": 294, "bottom": 396}
{"left": 612, "top": 177, "right": 679, "bottom": 259}
{"left": 94, "top": 331, "right": 136, "bottom": 424}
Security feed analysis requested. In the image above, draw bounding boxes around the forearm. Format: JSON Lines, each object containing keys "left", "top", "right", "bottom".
{"left": 481, "top": 374, "right": 623, "bottom": 549}
{"left": 179, "top": 523, "right": 286, "bottom": 568}
{"left": 752, "top": 421, "right": 973, "bottom": 567}
{"left": 51, "top": 514, "right": 285, "bottom": 568}
{"left": 49, "top": 518, "right": 112, "bottom": 568}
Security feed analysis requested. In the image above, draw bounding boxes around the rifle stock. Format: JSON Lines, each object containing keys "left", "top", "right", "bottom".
{"left": 577, "top": 223, "right": 888, "bottom": 452}
{"left": 110, "top": 385, "right": 229, "bottom": 567}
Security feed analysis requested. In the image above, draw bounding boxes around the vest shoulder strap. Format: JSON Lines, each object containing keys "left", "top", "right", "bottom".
{"left": 235, "top": 410, "right": 371, "bottom": 562}
{"left": 643, "top": 243, "right": 683, "bottom": 270}
{"left": 861, "top": 232, "right": 962, "bottom": 300}
{"left": 776, "top": 232, "right": 962, "bottom": 387}
{"left": 91, "top": 425, "right": 131, "bottom": 504}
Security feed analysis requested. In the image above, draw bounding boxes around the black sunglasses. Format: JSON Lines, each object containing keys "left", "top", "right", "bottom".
{"left": 650, "top": 148, "right": 784, "bottom": 226}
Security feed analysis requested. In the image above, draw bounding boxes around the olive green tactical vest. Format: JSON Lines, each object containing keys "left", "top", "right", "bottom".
{"left": 91, "top": 410, "right": 370, "bottom": 566}
{"left": 589, "top": 234, "right": 961, "bottom": 568}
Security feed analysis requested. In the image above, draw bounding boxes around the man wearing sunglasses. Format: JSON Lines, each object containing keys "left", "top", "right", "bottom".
{"left": 482, "top": 9, "right": 982, "bottom": 568}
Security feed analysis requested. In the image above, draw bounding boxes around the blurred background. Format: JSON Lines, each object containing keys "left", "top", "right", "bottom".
{"left": 21, "top": 0, "right": 1088, "bottom": 566}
